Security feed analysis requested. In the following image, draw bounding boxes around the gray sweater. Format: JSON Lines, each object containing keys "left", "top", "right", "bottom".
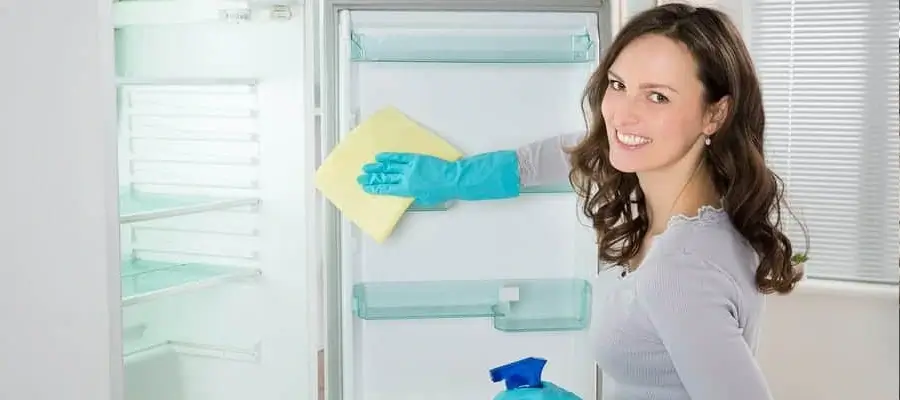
{"left": 516, "top": 135, "right": 773, "bottom": 400}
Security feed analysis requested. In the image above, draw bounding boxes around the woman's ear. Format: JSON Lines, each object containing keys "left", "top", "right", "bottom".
{"left": 703, "top": 95, "right": 731, "bottom": 136}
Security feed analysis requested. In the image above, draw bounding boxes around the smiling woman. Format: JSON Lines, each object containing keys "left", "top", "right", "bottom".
{"left": 357, "top": 3, "right": 805, "bottom": 399}
{"left": 565, "top": 4, "right": 802, "bottom": 292}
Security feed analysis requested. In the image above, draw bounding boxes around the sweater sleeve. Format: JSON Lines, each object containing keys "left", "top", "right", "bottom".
{"left": 514, "top": 132, "right": 584, "bottom": 188}
{"left": 636, "top": 253, "right": 774, "bottom": 400}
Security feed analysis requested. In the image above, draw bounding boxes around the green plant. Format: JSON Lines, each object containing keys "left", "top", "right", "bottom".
{"left": 790, "top": 252, "right": 809, "bottom": 265}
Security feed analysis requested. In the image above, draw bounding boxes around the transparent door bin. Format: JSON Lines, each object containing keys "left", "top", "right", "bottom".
{"left": 352, "top": 280, "right": 500, "bottom": 320}
{"left": 403, "top": 184, "right": 573, "bottom": 212}
{"left": 492, "top": 279, "right": 591, "bottom": 332}
{"left": 350, "top": 31, "right": 596, "bottom": 64}
{"left": 408, "top": 201, "right": 451, "bottom": 212}
{"left": 352, "top": 278, "right": 591, "bottom": 332}
{"left": 521, "top": 184, "right": 574, "bottom": 194}
{"left": 403, "top": 185, "right": 571, "bottom": 212}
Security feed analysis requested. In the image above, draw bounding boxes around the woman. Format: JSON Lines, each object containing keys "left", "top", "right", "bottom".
{"left": 358, "top": 4, "right": 805, "bottom": 400}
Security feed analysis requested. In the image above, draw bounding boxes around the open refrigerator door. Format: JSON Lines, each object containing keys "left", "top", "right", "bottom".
{"left": 316, "top": 1, "right": 614, "bottom": 399}
{"left": 111, "top": 1, "right": 318, "bottom": 399}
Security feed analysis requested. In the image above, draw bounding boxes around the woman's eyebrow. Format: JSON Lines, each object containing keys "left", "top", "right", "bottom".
{"left": 608, "top": 69, "right": 680, "bottom": 94}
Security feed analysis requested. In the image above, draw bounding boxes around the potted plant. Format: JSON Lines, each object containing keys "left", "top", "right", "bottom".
{"left": 791, "top": 252, "right": 809, "bottom": 277}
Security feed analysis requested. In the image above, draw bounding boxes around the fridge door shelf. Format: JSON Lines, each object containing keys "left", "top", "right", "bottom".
{"left": 121, "top": 258, "right": 261, "bottom": 306}
{"left": 352, "top": 278, "right": 591, "bottom": 332}
{"left": 521, "top": 184, "right": 574, "bottom": 194}
{"left": 350, "top": 31, "right": 596, "bottom": 64}
{"left": 408, "top": 201, "right": 451, "bottom": 212}
{"left": 120, "top": 188, "right": 260, "bottom": 224}
{"left": 407, "top": 184, "right": 575, "bottom": 212}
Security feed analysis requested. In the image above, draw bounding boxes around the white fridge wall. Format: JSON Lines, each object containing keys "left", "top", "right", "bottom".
{"left": 0, "top": 1, "right": 121, "bottom": 399}
{"left": 113, "top": 4, "right": 316, "bottom": 400}
{"left": 336, "top": 10, "right": 603, "bottom": 400}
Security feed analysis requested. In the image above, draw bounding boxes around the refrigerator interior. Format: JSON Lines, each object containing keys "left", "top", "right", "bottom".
{"left": 112, "top": 2, "right": 314, "bottom": 399}
{"left": 330, "top": 10, "right": 606, "bottom": 400}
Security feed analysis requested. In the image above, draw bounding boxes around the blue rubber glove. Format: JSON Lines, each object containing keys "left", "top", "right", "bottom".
{"left": 493, "top": 381, "right": 582, "bottom": 400}
{"left": 357, "top": 150, "right": 521, "bottom": 206}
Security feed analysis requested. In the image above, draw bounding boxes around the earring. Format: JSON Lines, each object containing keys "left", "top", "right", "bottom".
{"left": 704, "top": 136, "right": 711, "bottom": 146}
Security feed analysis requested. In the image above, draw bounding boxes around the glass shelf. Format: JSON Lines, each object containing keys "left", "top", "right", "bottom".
{"left": 352, "top": 278, "right": 591, "bottom": 332}
{"left": 121, "top": 258, "right": 261, "bottom": 306}
{"left": 120, "top": 188, "right": 259, "bottom": 224}
{"left": 116, "top": 77, "right": 259, "bottom": 86}
{"left": 124, "top": 340, "right": 262, "bottom": 364}
{"left": 350, "top": 32, "right": 596, "bottom": 64}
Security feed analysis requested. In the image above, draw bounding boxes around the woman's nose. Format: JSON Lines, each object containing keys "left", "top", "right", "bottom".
{"left": 610, "top": 97, "right": 641, "bottom": 127}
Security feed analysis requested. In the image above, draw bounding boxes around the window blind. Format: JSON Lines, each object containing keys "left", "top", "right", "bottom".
{"left": 749, "top": 0, "right": 899, "bottom": 284}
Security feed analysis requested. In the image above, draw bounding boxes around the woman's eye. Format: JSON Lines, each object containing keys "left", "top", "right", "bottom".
{"left": 649, "top": 92, "right": 670, "bottom": 104}
{"left": 608, "top": 80, "right": 625, "bottom": 91}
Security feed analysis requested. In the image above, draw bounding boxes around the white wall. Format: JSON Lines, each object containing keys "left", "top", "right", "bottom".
{"left": 0, "top": 0, "right": 122, "bottom": 400}
{"left": 711, "top": 1, "right": 900, "bottom": 399}
{"left": 758, "top": 282, "right": 899, "bottom": 400}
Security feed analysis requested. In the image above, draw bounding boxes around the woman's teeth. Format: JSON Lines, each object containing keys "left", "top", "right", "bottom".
{"left": 616, "top": 131, "right": 652, "bottom": 146}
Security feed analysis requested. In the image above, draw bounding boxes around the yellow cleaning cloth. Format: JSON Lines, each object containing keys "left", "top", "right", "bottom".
{"left": 314, "top": 107, "right": 463, "bottom": 243}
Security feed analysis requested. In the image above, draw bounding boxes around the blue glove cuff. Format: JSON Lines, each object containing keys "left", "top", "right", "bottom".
{"left": 455, "top": 150, "right": 521, "bottom": 201}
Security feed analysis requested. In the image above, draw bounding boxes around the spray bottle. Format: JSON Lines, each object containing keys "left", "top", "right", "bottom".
{"left": 489, "top": 357, "right": 582, "bottom": 400}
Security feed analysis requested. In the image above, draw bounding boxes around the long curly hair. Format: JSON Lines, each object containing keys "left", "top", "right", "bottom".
{"left": 566, "top": 4, "right": 807, "bottom": 294}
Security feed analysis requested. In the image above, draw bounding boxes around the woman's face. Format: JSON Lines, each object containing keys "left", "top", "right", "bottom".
{"left": 601, "top": 34, "right": 719, "bottom": 174}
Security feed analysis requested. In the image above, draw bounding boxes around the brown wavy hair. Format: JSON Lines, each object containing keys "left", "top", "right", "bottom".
{"left": 566, "top": 4, "right": 807, "bottom": 294}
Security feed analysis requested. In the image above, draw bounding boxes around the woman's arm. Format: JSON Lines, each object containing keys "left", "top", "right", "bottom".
{"left": 516, "top": 132, "right": 584, "bottom": 189}
{"left": 358, "top": 132, "right": 585, "bottom": 204}
{"left": 637, "top": 253, "right": 774, "bottom": 400}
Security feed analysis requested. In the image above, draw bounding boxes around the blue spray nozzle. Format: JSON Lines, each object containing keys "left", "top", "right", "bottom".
{"left": 489, "top": 357, "right": 548, "bottom": 390}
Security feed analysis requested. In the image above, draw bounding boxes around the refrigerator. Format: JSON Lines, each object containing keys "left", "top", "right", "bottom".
{"left": 106, "top": 0, "right": 659, "bottom": 399}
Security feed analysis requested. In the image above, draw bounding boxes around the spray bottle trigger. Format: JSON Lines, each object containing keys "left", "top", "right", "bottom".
{"left": 489, "top": 357, "right": 547, "bottom": 390}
